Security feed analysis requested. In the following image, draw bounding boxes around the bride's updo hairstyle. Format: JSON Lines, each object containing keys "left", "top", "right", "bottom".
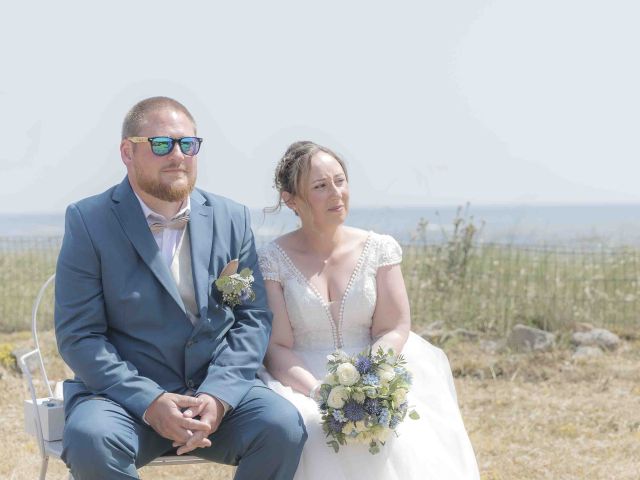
{"left": 269, "top": 141, "right": 348, "bottom": 215}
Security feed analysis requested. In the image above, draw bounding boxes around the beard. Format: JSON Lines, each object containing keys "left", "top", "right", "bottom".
{"left": 134, "top": 164, "right": 196, "bottom": 202}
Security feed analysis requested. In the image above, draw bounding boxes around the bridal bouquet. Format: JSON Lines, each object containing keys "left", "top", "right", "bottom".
{"left": 317, "top": 347, "right": 419, "bottom": 454}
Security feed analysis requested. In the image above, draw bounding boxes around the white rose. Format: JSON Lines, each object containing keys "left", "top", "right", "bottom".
{"left": 392, "top": 388, "right": 408, "bottom": 405}
{"left": 375, "top": 428, "right": 391, "bottom": 442}
{"left": 343, "top": 435, "right": 357, "bottom": 445}
{"left": 356, "top": 432, "right": 372, "bottom": 445}
{"left": 327, "top": 385, "right": 349, "bottom": 409}
{"left": 342, "top": 421, "right": 356, "bottom": 435}
{"left": 323, "top": 372, "right": 339, "bottom": 386}
{"left": 333, "top": 350, "right": 349, "bottom": 362}
{"left": 336, "top": 363, "right": 361, "bottom": 386}
{"left": 376, "top": 363, "right": 396, "bottom": 384}
{"left": 354, "top": 420, "right": 367, "bottom": 432}
{"left": 351, "top": 390, "right": 366, "bottom": 403}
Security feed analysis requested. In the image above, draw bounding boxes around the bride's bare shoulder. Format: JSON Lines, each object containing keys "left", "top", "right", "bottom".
{"left": 273, "top": 230, "right": 302, "bottom": 252}
{"left": 343, "top": 226, "right": 372, "bottom": 243}
{"left": 344, "top": 227, "right": 371, "bottom": 249}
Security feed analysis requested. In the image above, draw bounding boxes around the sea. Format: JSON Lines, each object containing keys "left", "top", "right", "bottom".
{"left": 3, "top": 204, "right": 640, "bottom": 247}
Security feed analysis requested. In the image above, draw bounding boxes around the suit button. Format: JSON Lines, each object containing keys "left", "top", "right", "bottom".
{"left": 187, "top": 379, "right": 195, "bottom": 389}
{"left": 186, "top": 340, "right": 194, "bottom": 348}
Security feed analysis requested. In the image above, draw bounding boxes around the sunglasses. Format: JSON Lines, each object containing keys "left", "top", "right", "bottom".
{"left": 128, "top": 136, "right": 203, "bottom": 156}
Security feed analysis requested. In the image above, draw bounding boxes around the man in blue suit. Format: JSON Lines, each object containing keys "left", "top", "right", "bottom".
{"left": 55, "top": 96, "right": 306, "bottom": 479}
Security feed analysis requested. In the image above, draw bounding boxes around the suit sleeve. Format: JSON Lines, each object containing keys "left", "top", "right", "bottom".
{"left": 54, "top": 204, "right": 165, "bottom": 419}
{"left": 197, "top": 206, "right": 273, "bottom": 408}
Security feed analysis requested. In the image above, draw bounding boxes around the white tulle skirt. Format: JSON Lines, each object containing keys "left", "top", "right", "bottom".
{"left": 258, "top": 332, "right": 480, "bottom": 480}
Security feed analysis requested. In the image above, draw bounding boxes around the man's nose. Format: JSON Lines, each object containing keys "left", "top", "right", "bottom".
{"left": 166, "top": 141, "right": 186, "bottom": 161}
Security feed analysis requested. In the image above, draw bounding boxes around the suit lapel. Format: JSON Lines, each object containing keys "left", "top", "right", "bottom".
{"left": 111, "top": 178, "right": 186, "bottom": 314}
{"left": 188, "top": 189, "right": 214, "bottom": 317}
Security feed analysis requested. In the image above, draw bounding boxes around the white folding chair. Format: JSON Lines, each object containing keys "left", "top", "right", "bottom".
{"left": 19, "top": 273, "right": 226, "bottom": 480}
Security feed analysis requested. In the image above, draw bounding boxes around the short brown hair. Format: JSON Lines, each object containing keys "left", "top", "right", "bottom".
{"left": 121, "top": 96, "right": 196, "bottom": 139}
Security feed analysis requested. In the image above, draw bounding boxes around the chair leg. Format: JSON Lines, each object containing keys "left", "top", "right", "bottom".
{"left": 39, "top": 455, "right": 48, "bottom": 480}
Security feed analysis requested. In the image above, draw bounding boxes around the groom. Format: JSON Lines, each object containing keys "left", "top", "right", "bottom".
{"left": 54, "top": 96, "right": 306, "bottom": 479}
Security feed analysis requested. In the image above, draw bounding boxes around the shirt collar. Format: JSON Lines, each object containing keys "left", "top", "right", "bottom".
{"left": 134, "top": 192, "right": 191, "bottom": 222}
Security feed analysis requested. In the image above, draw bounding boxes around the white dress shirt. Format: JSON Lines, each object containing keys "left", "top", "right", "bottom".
{"left": 135, "top": 193, "right": 190, "bottom": 268}
{"left": 134, "top": 193, "right": 230, "bottom": 420}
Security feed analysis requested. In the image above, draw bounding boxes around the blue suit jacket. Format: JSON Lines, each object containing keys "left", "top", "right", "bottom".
{"left": 54, "top": 177, "right": 272, "bottom": 420}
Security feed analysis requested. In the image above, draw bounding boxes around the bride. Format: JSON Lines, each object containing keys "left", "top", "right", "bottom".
{"left": 257, "top": 141, "right": 480, "bottom": 479}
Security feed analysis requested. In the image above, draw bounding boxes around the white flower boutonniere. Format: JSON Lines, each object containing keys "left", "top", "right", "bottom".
{"left": 215, "top": 259, "right": 256, "bottom": 308}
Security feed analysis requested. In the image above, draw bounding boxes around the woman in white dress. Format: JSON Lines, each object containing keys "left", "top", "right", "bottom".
{"left": 257, "top": 141, "right": 480, "bottom": 479}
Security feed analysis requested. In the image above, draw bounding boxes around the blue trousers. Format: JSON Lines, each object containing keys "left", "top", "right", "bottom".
{"left": 62, "top": 385, "right": 307, "bottom": 479}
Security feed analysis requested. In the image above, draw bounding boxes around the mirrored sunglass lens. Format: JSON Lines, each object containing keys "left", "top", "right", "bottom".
{"left": 179, "top": 137, "right": 200, "bottom": 155}
{"left": 150, "top": 137, "right": 173, "bottom": 155}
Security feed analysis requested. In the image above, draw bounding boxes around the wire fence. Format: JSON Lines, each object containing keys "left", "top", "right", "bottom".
{"left": 1, "top": 236, "right": 639, "bottom": 333}
{"left": 403, "top": 242, "right": 640, "bottom": 334}
{"left": 0, "top": 237, "right": 61, "bottom": 332}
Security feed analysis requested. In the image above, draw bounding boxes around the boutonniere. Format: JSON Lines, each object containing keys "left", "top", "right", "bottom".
{"left": 215, "top": 259, "right": 256, "bottom": 308}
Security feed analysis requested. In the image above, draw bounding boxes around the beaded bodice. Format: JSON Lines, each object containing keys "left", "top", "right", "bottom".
{"left": 258, "top": 231, "right": 402, "bottom": 352}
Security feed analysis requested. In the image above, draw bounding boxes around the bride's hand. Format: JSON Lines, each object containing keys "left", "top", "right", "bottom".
{"left": 309, "top": 381, "right": 322, "bottom": 401}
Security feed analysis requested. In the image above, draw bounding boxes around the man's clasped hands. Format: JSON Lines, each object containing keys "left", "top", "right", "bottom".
{"left": 145, "top": 392, "right": 225, "bottom": 455}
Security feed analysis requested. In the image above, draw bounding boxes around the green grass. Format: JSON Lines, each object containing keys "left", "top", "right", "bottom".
{"left": 404, "top": 243, "right": 640, "bottom": 334}
{"left": 2, "top": 234, "right": 640, "bottom": 334}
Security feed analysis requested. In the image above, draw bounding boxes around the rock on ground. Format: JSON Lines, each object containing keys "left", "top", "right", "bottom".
{"left": 572, "top": 346, "right": 604, "bottom": 360}
{"left": 507, "top": 324, "right": 555, "bottom": 352}
{"left": 571, "top": 328, "right": 620, "bottom": 351}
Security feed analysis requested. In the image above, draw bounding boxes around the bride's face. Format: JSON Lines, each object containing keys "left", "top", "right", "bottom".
{"left": 295, "top": 151, "right": 349, "bottom": 228}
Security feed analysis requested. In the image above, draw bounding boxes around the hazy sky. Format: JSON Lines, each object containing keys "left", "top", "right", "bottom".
{"left": 2, "top": 0, "right": 640, "bottom": 213}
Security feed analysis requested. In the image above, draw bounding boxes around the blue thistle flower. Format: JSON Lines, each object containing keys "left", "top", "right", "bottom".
{"left": 361, "top": 373, "right": 380, "bottom": 386}
{"left": 394, "top": 366, "right": 412, "bottom": 384}
{"left": 240, "top": 288, "right": 251, "bottom": 302}
{"left": 355, "top": 355, "right": 373, "bottom": 374}
{"left": 343, "top": 400, "right": 366, "bottom": 422}
{"left": 364, "top": 397, "right": 381, "bottom": 415}
{"left": 378, "top": 408, "right": 390, "bottom": 427}
{"left": 332, "top": 409, "right": 347, "bottom": 422}
{"left": 328, "top": 416, "right": 345, "bottom": 434}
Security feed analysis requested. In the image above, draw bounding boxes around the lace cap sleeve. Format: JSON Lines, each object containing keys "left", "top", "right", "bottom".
{"left": 377, "top": 234, "right": 402, "bottom": 268}
{"left": 257, "top": 243, "right": 281, "bottom": 283}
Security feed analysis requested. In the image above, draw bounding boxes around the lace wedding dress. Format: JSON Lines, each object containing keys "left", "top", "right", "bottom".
{"left": 257, "top": 231, "right": 480, "bottom": 480}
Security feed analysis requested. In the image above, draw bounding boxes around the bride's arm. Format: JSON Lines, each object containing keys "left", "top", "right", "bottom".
{"left": 371, "top": 263, "right": 411, "bottom": 353}
{"left": 263, "top": 280, "right": 320, "bottom": 397}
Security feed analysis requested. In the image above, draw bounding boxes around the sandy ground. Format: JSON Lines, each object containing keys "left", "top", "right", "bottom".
{"left": 1, "top": 331, "right": 639, "bottom": 480}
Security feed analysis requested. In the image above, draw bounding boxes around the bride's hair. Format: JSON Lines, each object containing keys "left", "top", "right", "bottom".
{"left": 267, "top": 141, "right": 348, "bottom": 214}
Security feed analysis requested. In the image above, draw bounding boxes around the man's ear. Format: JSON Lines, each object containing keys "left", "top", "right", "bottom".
{"left": 120, "top": 139, "right": 133, "bottom": 167}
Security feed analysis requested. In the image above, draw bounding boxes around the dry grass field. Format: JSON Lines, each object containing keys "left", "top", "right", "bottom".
{"left": 1, "top": 330, "right": 639, "bottom": 480}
